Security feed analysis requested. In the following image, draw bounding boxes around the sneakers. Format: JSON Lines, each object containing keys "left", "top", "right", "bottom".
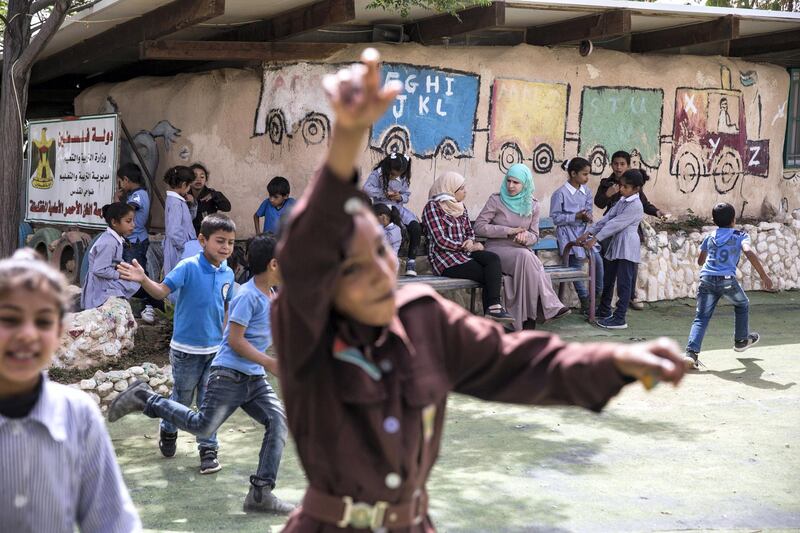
{"left": 141, "top": 305, "right": 156, "bottom": 324}
{"left": 159, "top": 429, "right": 177, "bottom": 458}
{"left": 199, "top": 447, "right": 222, "bottom": 474}
{"left": 485, "top": 306, "right": 514, "bottom": 324}
{"left": 734, "top": 332, "right": 760, "bottom": 352}
{"left": 546, "top": 307, "right": 571, "bottom": 322}
{"left": 629, "top": 298, "right": 645, "bottom": 311}
{"left": 596, "top": 316, "right": 628, "bottom": 329}
{"left": 107, "top": 380, "right": 154, "bottom": 422}
{"left": 404, "top": 259, "right": 418, "bottom": 277}
{"left": 594, "top": 309, "right": 613, "bottom": 320}
{"left": 683, "top": 350, "right": 700, "bottom": 370}
{"left": 243, "top": 477, "right": 295, "bottom": 514}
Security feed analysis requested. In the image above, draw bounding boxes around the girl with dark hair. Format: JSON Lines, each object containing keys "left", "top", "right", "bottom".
{"left": 81, "top": 202, "right": 141, "bottom": 309}
{"left": 363, "top": 152, "right": 421, "bottom": 276}
{"left": 163, "top": 166, "right": 197, "bottom": 275}
{"left": 189, "top": 163, "right": 232, "bottom": 234}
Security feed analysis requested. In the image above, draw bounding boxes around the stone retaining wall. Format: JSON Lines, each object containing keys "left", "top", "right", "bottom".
{"left": 68, "top": 362, "right": 172, "bottom": 412}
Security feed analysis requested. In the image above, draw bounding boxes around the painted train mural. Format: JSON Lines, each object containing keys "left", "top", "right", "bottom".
{"left": 254, "top": 63, "right": 771, "bottom": 196}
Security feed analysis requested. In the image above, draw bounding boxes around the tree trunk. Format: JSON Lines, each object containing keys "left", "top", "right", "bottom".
{"left": 0, "top": 0, "right": 71, "bottom": 257}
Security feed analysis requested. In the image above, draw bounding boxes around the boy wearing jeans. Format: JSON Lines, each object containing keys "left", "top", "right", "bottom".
{"left": 684, "top": 203, "right": 773, "bottom": 369}
{"left": 117, "top": 214, "right": 236, "bottom": 473}
{"left": 110, "top": 235, "right": 293, "bottom": 514}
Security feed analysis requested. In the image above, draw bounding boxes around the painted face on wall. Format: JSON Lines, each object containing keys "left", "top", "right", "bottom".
{"left": 333, "top": 212, "right": 398, "bottom": 327}
{"left": 505, "top": 177, "right": 523, "bottom": 197}
{"left": 611, "top": 157, "right": 629, "bottom": 179}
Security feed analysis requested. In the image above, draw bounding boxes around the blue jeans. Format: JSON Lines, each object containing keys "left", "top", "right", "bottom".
{"left": 145, "top": 366, "right": 288, "bottom": 488}
{"left": 160, "top": 349, "right": 217, "bottom": 449}
{"left": 123, "top": 239, "right": 149, "bottom": 271}
{"left": 569, "top": 250, "right": 604, "bottom": 300}
{"left": 598, "top": 259, "right": 636, "bottom": 321}
{"left": 686, "top": 275, "right": 749, "bottom": 353}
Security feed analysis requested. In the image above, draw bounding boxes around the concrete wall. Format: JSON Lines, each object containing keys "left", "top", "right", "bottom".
{"left": 75, "top": 43, "right": 798, "bottom": 236}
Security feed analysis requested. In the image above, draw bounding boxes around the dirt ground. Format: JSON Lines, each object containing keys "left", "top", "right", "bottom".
{"left": 108, "top": 291, "right": 800, "bottom": 532}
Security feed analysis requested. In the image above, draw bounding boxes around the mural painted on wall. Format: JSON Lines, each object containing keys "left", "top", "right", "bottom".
{"left": 670, "top": 67, "right": 769, "bottom": 194}
{"left": 486, "top": 78, "right": 569, "bottom": 174}
{"left": 578, "top": 87, "right": 664, "bottom": 176}
{"left": 370, "top": 63, "right": 480, "bottom": 158}
{"left": 254, "top": 63, "right": 335, "bottom": 147}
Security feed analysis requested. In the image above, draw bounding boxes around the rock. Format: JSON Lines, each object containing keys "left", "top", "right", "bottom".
{"left": 670, "top": 234, "right": 686, "bottom": 252}
{"left": 79, "top": 378, "right": 97, "bottom": 390}
{"left": 657, "top": 232, "right": 668, "bottom": 248}
{"left": 128, "top": 376, "right": 139, "bottom": 385}
{"left": 146, "top": 366, "right": 159, "bottom": 377}
{"left": 85, "top": 392, "right": 101, "bottom": 405}
{"left": 105, "top": 391, "right": 119, "bottom": 404}
{"left": 756, "top": 241, "right": 768, "bottom": 253}
{"left": 130, "top": 366, "right": 145, "bottom": 376}
{"left": 107, "top": 370, "right": 126, "bottom": 382}
{"left": 768, "top": 243, "right": 779, "bottom": 254}
{"left": 93, "top": 370, "right": 108, "bottom": 384}
{"left": 113, "top": 380, "right": 129, "bottom": 392}
{"left": 684, "top": 268, "right": 695, "bottom": 285}
{"left": 149, "top": 376, "right": 167, "bottom": 388}
{"left": 97, "top": 382, "right": 114, "bottom": 397}
{"left": 792, "top": 208, "right": 800, "bottom": 221}
{"left": 156, "top": 385, "right": 170, "bottom": 396}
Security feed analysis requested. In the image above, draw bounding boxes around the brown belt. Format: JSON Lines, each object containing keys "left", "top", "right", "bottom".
{"left": 302, "top": 486, "right": 428, "bottom": 530}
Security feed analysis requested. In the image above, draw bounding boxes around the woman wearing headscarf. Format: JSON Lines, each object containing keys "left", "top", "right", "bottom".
{"left": 421, "top": 171, "right": 513, "bottom": 324}
{"left": 474, "top": 163, "right": 569, "bottom": 330}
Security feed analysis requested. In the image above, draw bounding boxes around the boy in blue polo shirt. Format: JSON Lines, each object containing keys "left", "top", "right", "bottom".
{"left": 110, "top": 234, "right": 293, "bottom": 515}
{"left": 684, "top": 203, "right": 773, "bottom": 369}
{"left": 117, "top": 213, "right": 235, "bottom": 474}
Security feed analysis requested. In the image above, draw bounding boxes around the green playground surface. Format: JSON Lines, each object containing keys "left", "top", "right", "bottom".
{"left": 108, "top": 291, "right": 800, "bottom": 532}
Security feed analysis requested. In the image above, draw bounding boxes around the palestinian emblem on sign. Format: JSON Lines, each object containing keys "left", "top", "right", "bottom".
{"left": 31, "top": 128, "right": 56, "bottom": 189}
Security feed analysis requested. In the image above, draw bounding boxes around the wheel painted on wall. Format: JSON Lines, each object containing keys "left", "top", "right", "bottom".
{"left": 532, "top": 143, "right": 555, "bottom": 174}
{"left": 266, "top": 109, "right": 286, "bottom": 145}
{"left": 51, "top": 231, "right": 90, "bottom": 285}
{"left": 28, "top": 227, "right": 62, "bottom": 260}
{"left": 588, "top": 146, "right": 607, "bottom": 176}
{"left": 673, "top": 143, "right": 705, "bottom": 194}
{"left": 436, "top": 138, "right": 458, "bottom": 160}
{"left": 300, "top": 113, "right": 329, "bottom": 146}
{"left": 498, "top": 142, "right": 523, "bottom": 174}
{"left": 80, "top": 233, "right": 103, "bottom": 287}
{"left": 381, "top": 127, "right": 410, "bottom": 156}
{"left": 711, "top": 147, "right": 743, "bottom": 194}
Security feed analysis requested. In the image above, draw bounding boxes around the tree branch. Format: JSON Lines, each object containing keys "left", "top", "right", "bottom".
{"left": 16, "top": 0, "right": 71, "bottom": 72}
{"left": 30, "top": 0, "right": 58, "bottom": 13}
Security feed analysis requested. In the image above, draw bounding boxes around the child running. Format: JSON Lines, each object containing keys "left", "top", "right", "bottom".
{"left": 550, "top": 157, "right": 604, "bottom": 315}
{"left": 363, "top": 152, "right": 422, "bottom": 276}
{"left": 81, "top": 202, "right": 141, "bottom": 310}
{"left": 118, "top": 214, "right": 236, "bottom": 473}
{"left": 577, "top": 169, "right": 647, "bottom": 330}
{"left": 163, "top": 166, "right": 197, "bottom": 276}
{"left": 684, "top": 202, "right": 773, "bottom": 369}
{"left": 0, "top": 250, "right": 141, "bottom": 532}
{"left": 110, "top": 234, "right": 293, "bottom": 514}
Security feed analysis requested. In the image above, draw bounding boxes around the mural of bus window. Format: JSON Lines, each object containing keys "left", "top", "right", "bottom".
{"left": 578, "top": 86, "right": 664, "bottom": 177}
{"left": 369, "top": 63, "right": 480, "bottom": 159}
{"left": 486, "top": 78, "right": 569, "bottom": 174}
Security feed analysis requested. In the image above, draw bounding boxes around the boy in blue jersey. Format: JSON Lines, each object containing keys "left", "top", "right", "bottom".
{"left": 684, "top": 203, "right": 773, "bottom": 369}
{"left": 254, "top": 176, "right": 296, "bottom": 235}
{"left": 117, "top": 214, "right": 236, "bottom": 474}
{"left": 109, "top": 234, "right": 294, "bottom": 515}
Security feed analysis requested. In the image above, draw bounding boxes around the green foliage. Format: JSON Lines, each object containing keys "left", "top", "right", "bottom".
{"left": 706, "top": 0, "right": 797, "bottom": 10}
{"left": 366, "top": 0, "right": 492, "bottom": 18}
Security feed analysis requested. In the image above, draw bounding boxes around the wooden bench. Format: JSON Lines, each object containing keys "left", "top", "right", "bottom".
{"left": 401, "top": 217, "right": 597, "bottom": 321}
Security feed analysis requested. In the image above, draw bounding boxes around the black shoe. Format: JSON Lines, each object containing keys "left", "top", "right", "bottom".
{"left": 546, "top": 307, "right": 571, "bottom": 322}
{"left": 107, "top": 380, "right": 154, "bottom": 422}
{"left": 159, "top": 429, "right": 177, "bottom": 458}
{"left": 683, "top": 350, "right": 700, "bottom": 370}
{"left": 594, "top": 308, "right": 613, "bottom": 320}
{"left": 485, "top": 307, "right": 514, "bottom": 324}
{"left": 522, "top": 319, "right": 537, "bottom": 330}
{"left": 199, "top": 447, "right": 222, "bottom": 474}
{"left": 596, "top": 316, "right": 628, "bottom": 330}
{"left": 243, "top": 476, "right": 295, "bottom": 514}
{"left": 734, "top": 332, "right": 760, "bottom": 352}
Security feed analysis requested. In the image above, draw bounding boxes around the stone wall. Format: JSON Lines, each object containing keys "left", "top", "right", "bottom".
{"left": 70, "top": 362, "right": 172, "bottom": 412}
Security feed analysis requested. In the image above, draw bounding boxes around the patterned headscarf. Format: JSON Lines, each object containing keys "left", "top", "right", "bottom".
{"left": 428, "top": 171, "right": 466, "bottom": 217}
{"left": 500, "top": 163, "right": 534, "bottom": 217}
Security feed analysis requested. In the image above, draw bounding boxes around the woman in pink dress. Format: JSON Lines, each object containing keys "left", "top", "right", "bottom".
{"left": 474, "top": 164, "right": 569, "bottom": 330}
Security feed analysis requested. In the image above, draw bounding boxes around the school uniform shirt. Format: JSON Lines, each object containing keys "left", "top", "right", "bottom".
{"left": 163, "top": 191, "right": 197, "bottom": 275}
{"left": 273, "top": 165, "right": 633, "bottom": 532}
{"left": 125, "top": 188, "right": 150, "bottom": 244}
{"left": 163, "top": 252, "right": 234, "bottom": 354}
{"left": 700, "top": 228, "right": 752, "bottom": 277}
{"left": 256, "top": 197, "right": 297, "bottom": 234}
{"left": 550, "top": 182, "right": 593, "bottom": 259}
{"left": 0, "top": 376, "right": 141, "bottom": 533}
{"left": 363, "top": 169, "right": 419, "bottom": 225}
{"left": 421, "top": 200, "right": 474, "bottom": 275}
{"left": 81, "top": 228, "right": 140, "bottom": 310}
{"left": 191, "top": 186, "right": 231, "bottom": 234}
{"left": 384, "top": 222, "right": 402, "bottom": 255}
{"left": 588, "top": 193, "right": 644, "bottom": 263}
{"left": 213, "top": 279, "right": 273, "bottom": 376}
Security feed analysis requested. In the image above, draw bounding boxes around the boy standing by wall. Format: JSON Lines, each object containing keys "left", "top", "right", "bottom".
{"left": 254, "top": 176, "right": 296, "bottom": 235}
{"left": 118, "top": 214, "right": 236, "bottom": 474}
{"left": 684, "top": 203, "right": 773, "bottom": 369}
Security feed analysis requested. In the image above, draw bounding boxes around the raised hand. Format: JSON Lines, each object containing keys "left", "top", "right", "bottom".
{"left": 117, "top": 259, "right": 146, "bottom": 282}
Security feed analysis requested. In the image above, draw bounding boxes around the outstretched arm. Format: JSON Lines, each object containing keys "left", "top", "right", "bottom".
{"left": 744, "top": 251, "right": 774, "bottom": 291}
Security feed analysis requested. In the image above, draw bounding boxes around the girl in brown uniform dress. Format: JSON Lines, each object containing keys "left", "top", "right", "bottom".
{"left": 273, "top": 49, "right": 685, "bottom": 532}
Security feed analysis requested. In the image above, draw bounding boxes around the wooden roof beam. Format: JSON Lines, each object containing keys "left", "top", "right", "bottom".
{"left": 631, "top": 15, "right": 739, "bottom": 54}
{"left": 32, "top": 0, "right": 225, "bottom": 83}
{"left": 140, "top": 41, "right": 347, "bottom": 61}
{"left": 526, "top": 10, "right": 630, "bottom": 46}
{"left": 216, "top": 0, "right": 355, "bottom": 42}
{"left": 405, "top": 2, "right": 506, "bottom": 43}
{"left": 730, "top": 29, "right": 800, "bottom": 57}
